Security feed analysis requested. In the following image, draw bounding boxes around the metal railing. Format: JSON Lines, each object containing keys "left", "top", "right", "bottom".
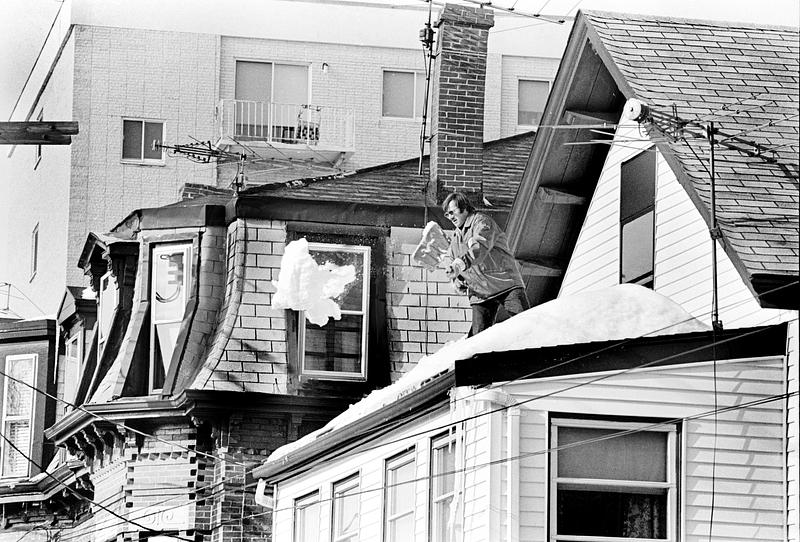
{"left": 217, "top": 100, "right": 355, "bottom": 149}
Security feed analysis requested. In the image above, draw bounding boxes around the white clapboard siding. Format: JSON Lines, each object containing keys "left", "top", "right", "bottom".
{"left": 507, "top": 356, "right": 786, "bottom": 542}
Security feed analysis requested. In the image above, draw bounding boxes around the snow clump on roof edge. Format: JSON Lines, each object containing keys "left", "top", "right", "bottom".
{"left": 268, "top": 284, "right": 708, "bottom": 462}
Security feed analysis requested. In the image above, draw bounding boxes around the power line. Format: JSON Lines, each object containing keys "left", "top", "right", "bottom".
{"left": 0, "top": 427, "right": 196, "bottom": 542}
{"left": 6, "top": 2, "right": 66, "bottom": 122}
{"left": 239, "top": 388, "right": 796, "bottom": 518}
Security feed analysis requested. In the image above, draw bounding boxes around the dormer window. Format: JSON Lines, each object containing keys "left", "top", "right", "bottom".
{"left": 1, "top": 354, "right": 36, "bottom": 478}
{"left": 299, "top": 243, "right": 370, "bottom": 380}
{"left": 150, "top": 243, "right": 192, "bottom": 392}
{"left": 97, "top": 271, "right": 118, "bottom": 358}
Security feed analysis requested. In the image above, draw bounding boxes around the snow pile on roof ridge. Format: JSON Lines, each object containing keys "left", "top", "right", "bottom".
{"left": 269, "top": 284, "right": 708, "bottom": 462}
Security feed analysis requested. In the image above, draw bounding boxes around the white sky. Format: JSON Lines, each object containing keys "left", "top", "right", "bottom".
{"left": 1, "top": 0, "right": 798, "bottom": 121}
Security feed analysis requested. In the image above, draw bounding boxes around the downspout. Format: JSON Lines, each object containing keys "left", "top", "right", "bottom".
{"left": 506, "top": 406, "right": 520, "bottom": 542}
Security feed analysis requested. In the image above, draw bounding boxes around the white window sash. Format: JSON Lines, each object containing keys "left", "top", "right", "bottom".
{"left": 294, "top": 492, "right": 321, "bottom": 542}
{"left": 299, "top": 243, "right": 370, "bottom": 380}
{"left": 385, "top": 452, "right": 415, "bottom": 542}
{"left": 332, "top": 475, "right": 360, "bottom": 542}
{"left": 550, "top": 419, "right": 677, "bottom": 542}
{"left": 1, "top": 354, "right": 36, "bottom": 478}
{"left": 382, "top": 70, "right": 425, "bottom": 119}
{"left": 122, "top": 118, "right": 165, "bottom": 163}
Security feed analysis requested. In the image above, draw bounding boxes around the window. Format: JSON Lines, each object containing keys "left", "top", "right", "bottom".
{"left": 150, "top": 243, "right": 192, "bottom": 392}
{"left": 429, "top": 434, "right": 455, "bottom": 542}
{"left": 620, "top": 150, "right": 656, "bottom": 288}
{"left": 332, "top": 474, "right": 360, "bottom": 542}
{"left": 63, "top": 331, "right": 83, "bottom": 408}
{"left": 384, "top": 450, "right": 415, "bottom": 542}
{"left": 299, "top": 243, "right": 370, "bottom": 380}
{"left": 518, "top": 79, "right": 549, "bottom": 126}
{"left": 294, "top": 492, "right": 321, "bottom": 542}
{"left": 97, "top": 270, "right": 118, "bottom": 358}
{"left": 550, "top": 419, "right": 677, "bottom": 541}
{"left": 1, "top": 354, "right": 36, "bottom": 478}
{"left": 30, "top": 223, "right": 38, "bottom": 280}
{"left": 234, "top": 61, "right": 310, "bottom": 139}
{"left": 382, "top": 70, "right": 427, "bottom": 119}
{"left": 34, "top": 109, "right": 43, "bottom": 168}
{"left": 122, "top": 119, "right": 164, "bottom": 162}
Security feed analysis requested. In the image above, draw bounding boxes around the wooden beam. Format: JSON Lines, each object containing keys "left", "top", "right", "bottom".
{"left": 518, "top": 258, "right": 563, "bottom": 277}
{"left": 0, "top": 121, "right": 78, "bottom": 145}
{"left": 536, "top": 186, "right": 587, "bottom": 205}
{"left": 562, "top": 109, "right": 618, "bottom": 125}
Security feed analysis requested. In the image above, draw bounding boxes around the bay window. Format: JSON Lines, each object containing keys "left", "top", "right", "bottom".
{"left": 98, "top": 270, "right": 118, "bottom": 358}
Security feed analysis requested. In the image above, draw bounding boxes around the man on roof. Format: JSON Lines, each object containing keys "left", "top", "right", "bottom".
{"left": 443, "top": 191, "right": 529, "bottom": 336}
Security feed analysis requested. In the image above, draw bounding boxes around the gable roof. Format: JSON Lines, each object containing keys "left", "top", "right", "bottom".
{"left": 238, "top": 131, "right": 537, "bottom": 210}
{"left": 506, "top": 11, "right": 799, "bottom": 309}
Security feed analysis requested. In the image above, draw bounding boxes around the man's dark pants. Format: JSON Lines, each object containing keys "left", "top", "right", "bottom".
{"left": 469, "top": 287, "right": 530, "bottom": 336}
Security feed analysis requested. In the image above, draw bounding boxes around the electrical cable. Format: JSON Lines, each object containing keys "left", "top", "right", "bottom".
{"left": 228, "top": 388, "right": 797, "bottom": 520}
{"left": 0, "top": 429, "right": 196, "bottom": 542}
{"left": 6, "top": 1, "right": 65, "bottom": 122}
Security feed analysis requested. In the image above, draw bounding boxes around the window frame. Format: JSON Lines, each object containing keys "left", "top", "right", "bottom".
{"left": 63, "top": 330, "right": 84, "bottom": 409}
{"left": 383, "top": 449, "right": 416, "bottom": 542}
{"left": 381, "top": 69, "right": 427, "bottom": 120}
{"left": 0, "top": 354, "right": 37, "bottom": 479}
{"left": 97, "top": 269, "right": 119, "bottom": 361}
{"left": 298, "top": 242, "right": 371, "bottom": 381}
{"left": 619, "top": 149, "right": 657, "bottom": 289}
{"left": 294, "top": 490, "right": 322, "bottom": 542}
{"left": 517, "top": 78, "right": 550, "bottom": 128}
{"left": 234, "top": 59, "right": 312, "bottom": 105}
{"left": 30, "top": 223, "right": 39, "bottom": 281}
{"left": 549, "top": 417, "right": 678, "bottom": 542}
{"left": 149, "top": 242, "right": 193, "bottom": 394}
{"left": 429, "top": 432, "right": 456, "bottom": 542}
{"left": 121, "top": 118, "right": 165, "bottom": 164}
{"left": 331, "top": 473, "right": 361, "bottom": 542}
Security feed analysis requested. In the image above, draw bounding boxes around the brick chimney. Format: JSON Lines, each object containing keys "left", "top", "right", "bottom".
{"left": 430, "top": 4, "right": 494, "bottom": 205}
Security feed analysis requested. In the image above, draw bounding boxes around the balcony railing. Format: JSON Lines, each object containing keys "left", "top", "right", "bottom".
{"left": 217, "top": 100, "right": 355, "bottom": 149}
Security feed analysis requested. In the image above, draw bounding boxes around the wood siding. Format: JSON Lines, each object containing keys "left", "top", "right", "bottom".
{"left": 510, "top": 356, "right": 787, "bottom": 542}
{"left": 558, "top": 122, "right": 799, "bottom": 541}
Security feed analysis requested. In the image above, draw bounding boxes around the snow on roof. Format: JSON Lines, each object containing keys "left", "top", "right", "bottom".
{"left": 267, "top": 284, "right": 708, "bottom": 463}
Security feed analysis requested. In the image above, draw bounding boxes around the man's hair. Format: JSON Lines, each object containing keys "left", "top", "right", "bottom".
{"left": 442, "top": 192, "right": 475, "bottom": 214}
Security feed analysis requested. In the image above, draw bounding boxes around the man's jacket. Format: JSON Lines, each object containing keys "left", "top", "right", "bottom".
{"left": 447, "top": 211, "right": 525, "bottom": 304}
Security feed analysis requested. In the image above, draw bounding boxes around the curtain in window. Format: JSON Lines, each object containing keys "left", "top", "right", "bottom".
{"left": 624, "top": 494, "right": 665, "bottom": 538}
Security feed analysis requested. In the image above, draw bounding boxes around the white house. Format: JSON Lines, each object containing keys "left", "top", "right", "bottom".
{"left": 254, "top": 9, "right": 799, "bottom": 542}
{"left": 254, "top": 285, "right": 791, "bottom": 541}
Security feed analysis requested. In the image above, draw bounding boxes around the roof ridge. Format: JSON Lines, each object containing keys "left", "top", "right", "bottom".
{"left": 580, "top": 9, "right": 800, "bottom": 33}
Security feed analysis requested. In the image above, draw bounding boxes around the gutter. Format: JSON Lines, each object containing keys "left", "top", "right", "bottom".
{"left": 253, "top": 369, "right": 456, "bottom": 482}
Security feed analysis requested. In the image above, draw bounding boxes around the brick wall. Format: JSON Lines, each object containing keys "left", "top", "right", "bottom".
{"left": 197, "top": 219, "right": 289, "bottom": 392}
{"left": 430, "top": 4, "right": 494, "bottom": 203}
{"left": 386, "top": 227, "right": 470, "bottom": 380}
{"left": 68, "top": 25, "right": 218, "bottom": 288}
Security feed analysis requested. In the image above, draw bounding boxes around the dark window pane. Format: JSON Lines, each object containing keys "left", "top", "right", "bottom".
{"left": 558, "top": 489, "right": 667, "bottom": 538}
{"left": 122, "top": 120, "right": 142, "bottom": 159}
{"left": 620, "top": 151, "right": 656, "bottom": 221}
{"left": 303, "top": 314, "right": 363, "bottom": 373}
{"left": 621, "top": 211, "right": 654, "bottom": 286}
{"left": 558, "top": 426, "right": 666, "bottom": 482}
{"left": 143, "top": 122, "right": 163, "bottom": 159}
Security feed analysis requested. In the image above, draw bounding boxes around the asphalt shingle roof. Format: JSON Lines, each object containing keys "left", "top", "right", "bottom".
{"left": 584, "top": 11, "right": 799, "bottom": 277}
{"left": 240, "top": 132, "right": 536, "bottom": 210}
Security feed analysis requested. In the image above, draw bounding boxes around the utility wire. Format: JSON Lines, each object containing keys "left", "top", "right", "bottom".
{"left": 0, "top": 428, "right": 196, "bottom": 542}
{"left": 6, "top": 1, "right": 65, "bottom": 122}
{"left": 233, "top": 389, "right": 797, "bottom": 519}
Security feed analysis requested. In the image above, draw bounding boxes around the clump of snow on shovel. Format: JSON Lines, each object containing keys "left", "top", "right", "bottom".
{"left": 271, "top": 238, "right": 356, "bottom": 326}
